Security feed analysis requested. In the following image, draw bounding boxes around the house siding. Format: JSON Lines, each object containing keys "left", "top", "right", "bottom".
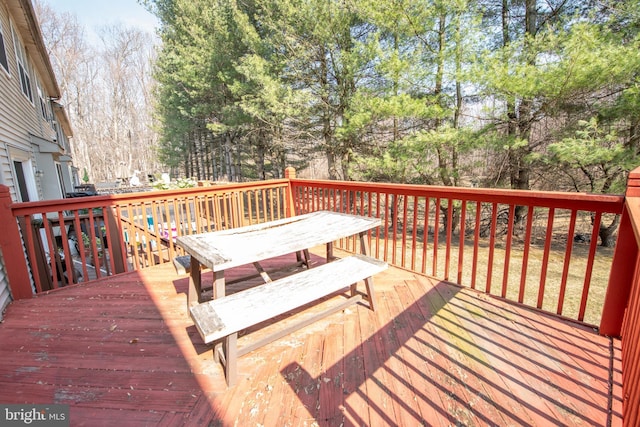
{"left": 0, "top": 2, "right": 16, "bottom": 198}
{"left": 0, "top": 0, "right": 76, "bottom": 304}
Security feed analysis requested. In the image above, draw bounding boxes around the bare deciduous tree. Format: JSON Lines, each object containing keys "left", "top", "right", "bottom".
{"left": 34, "top": 1, "right": 160, "bottom": 186}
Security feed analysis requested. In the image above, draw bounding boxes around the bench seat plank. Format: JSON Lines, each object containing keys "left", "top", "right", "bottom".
{"left": 190, "top": 254, "right": 387, "bottom": 344}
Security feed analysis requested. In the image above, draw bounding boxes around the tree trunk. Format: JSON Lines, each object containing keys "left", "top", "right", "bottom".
{"left": 224, "top": 133, "right": 234, "bottom": 181}
{"left": 256, "top": 139, "right": 266, "bottom": 181}
{"left": 599, "top": 215, "right": 620, "bottom": 247}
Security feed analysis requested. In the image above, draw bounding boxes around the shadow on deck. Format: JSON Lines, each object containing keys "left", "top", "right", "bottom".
{"left": 0, "top": 248, "right": 622, "bottom": 426}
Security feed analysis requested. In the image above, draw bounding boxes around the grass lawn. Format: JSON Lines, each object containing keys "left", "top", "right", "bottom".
{"left": 368, "top": 234, "right": 614, "bottom": 326}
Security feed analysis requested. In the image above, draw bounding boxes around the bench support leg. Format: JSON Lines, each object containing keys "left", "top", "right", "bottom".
{"left": 215, "top": 333, "right": 238, "bottom": 387}
{"left": 363, "top": 276, "right": 376, "bottom": 311}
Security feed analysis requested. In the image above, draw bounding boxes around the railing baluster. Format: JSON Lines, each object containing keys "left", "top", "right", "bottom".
{"left": 421, "top": 197, "right": 430, "bottom": 275}
{"left": 486, "top": 202, "right": 498, "bottom": 294}
{"left": 579, "top": 212, "right": 602, "bottom": 321}
{"left": 151, "top": 201, "right": 163, "bottom": 265}
{"left": 401, "top": 195, "right": 408, "bottom": 267}
{"left": 518, "top": 206, "right": 535, "bottom": 303}
{"left": 411, "top": 196, "right": 419, "bottom": 272}
{"left": 457, "top": 200, "right": 467, "bottom": 284}
{"left": 471, "top": 201, "right": 481, "bottom": 290}
{"left": 538, "top": 208, "right": 556, "bottom": 309}
{"left": 22, "top": 215, "right": 42, "bottom": 293}
{"left": 557, "top": 209, "right": 578, "bottom": 316}
{"left": 124, "top": 204, "right": 138, "bottom": 270}
{"left": 261, "top": 189, "right": 268, "bottom": 223}
{"left": 55, "top": 210, "right": 75, "bottom": 286}
{"left": 374, "top": 191, "right": 381, "bottom": 260}
{"left": 444, "top": 199, "right": 453, "bottom": 281}
{"left": 433, "top": 198, "right": 440, "bottom": 277}
{"left": 210, "top": 194, "right": 220, "bottom": 230}
{"left": 501, "top": 204, "right": 516, "bottom": 298}
{"left": 71, "top": 211, "right": 88, "bottom": 279}
{"left": 251, "top": 189, "right": 258, "bottom": 223}
{"left": 87, "top": 208, "right": 102, "bottom": 279}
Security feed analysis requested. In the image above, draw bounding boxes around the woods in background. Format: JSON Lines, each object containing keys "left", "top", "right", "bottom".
{"left": 143, "top": 0, "right": 639, "bottom": 194}
{"left": 36, "top": 0, "right": 640, "bottom": 197}
{"left": 35, "top": 0, "right": 161, "bottom": 184}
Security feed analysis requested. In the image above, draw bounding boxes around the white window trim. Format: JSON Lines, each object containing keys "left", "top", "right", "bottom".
{"left": 0, "top": 19, "right": 9, "bottom": 76}
{"left": 11, "top": 21, "right": 34, "bottom": 103}
{"left": 36, "top": 78, "right": 51, "bottom": 121}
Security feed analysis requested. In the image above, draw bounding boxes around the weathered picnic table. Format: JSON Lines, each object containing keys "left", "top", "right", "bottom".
{"left": 176, "top": 211, "right": 387, "bottom": 386}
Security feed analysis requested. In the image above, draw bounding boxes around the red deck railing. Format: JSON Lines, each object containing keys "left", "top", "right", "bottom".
{"left": 2, "top": 166, "right": 640, "bottom": 425}
{"left": 1, "top": 180, "right": 292, "bottom": 293}
{"left": 290, "top": 177, "right": 623, "bottom": 326}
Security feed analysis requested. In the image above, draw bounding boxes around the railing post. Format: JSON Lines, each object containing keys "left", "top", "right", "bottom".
{"left": 0, "top": 185, "right": 33, "bottom": 300}
{"left": 599, "top": 168, "right": 640, "bottom": 336}
{"left": 284, "top": 167, "right": 296, "bottom": 179}
{"left": 284, "top": 167, "right": 297, "bottom": 217}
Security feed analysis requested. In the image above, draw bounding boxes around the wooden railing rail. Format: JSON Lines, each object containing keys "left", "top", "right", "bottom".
{"left": 290, "top": 178, "right": 624, "bottom": 326}
{"left": 3, "top": 180, "right": 291, "bottom": 298}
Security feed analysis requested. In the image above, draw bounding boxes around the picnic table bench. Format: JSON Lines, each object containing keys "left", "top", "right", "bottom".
{"left": 190, "top": 254, "right": 387, "bottom": 386}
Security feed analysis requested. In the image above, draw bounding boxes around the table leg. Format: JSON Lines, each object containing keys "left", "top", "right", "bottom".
{"left": 326, "top": 241, "right": 335, "bottom": 262}
{"left": 295, "top": 250, "right": 311, "bottom": 268}
{"left": 359, "top": 231, "right": 377, "bottom": 311}
{"left": 359, "top": 231, "right": 371, "bottom": 257}
{"left": 253, "top": 262, "right": 272, "bottom": 282}
{"left": 188, "top": 256, "right": 202, "bottom": 309}
{"left": 213, "top": 270, "right": 226, "bottom": 299}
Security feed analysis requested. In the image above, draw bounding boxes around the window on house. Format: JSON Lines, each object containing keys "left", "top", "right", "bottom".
{"left": 36, "top": 80, "right": 50, "bottom": 121}
{"left": 56, "top": 163, "right": 67, "bottom": 196}
{"left": 0, "top": 23, "right": 8, "bottom": 73}
{"left": 11, "top": 24, "right": 33, "bottom": 102}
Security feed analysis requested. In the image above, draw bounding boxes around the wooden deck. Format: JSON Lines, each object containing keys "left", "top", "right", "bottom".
{"left": 0, "top": 248, "right": 622, "bottom": 426}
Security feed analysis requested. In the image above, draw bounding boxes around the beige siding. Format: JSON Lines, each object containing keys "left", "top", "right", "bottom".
{"left": 1, "top": 0, "right": 75, "bottom": 303}
{"left": 0, "top": 1, "right": 14, "bottom": 307}
{"left": 0, "top": 1, "right": 16, "bottom": 196}
{"left": 1, "top": 0, "right": 62, "bottom": 200}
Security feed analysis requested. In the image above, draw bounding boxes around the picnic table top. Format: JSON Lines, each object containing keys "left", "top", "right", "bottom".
{"left": 176, "top": 211, "right": 380, "bottom": 272}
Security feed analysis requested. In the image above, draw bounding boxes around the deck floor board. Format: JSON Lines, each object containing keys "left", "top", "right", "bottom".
{"left": 0, "top": 248, "right": 621, "bottom": 426}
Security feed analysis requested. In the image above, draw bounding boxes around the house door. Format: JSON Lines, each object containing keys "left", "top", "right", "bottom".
{"left": 13, "top": 160, "right": 30, "bottom": 202}
{"left": 11, "top": 157, "right": 38, "bottom": 202}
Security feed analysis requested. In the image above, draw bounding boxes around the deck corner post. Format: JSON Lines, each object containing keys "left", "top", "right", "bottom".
{"left": 600, "top": 206, "right": 636, "bottom": 337}
{"left": 599, "top": 167, "right": 640, "bottom": 336}
{"left": 284, "top": 167, "right": 297, "bottom": 217}
{"left": 0, "top": 185, "right": 33, "bottom": 300}
{"left": 284, "top": 167, "right": 296, "bottom": 179}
